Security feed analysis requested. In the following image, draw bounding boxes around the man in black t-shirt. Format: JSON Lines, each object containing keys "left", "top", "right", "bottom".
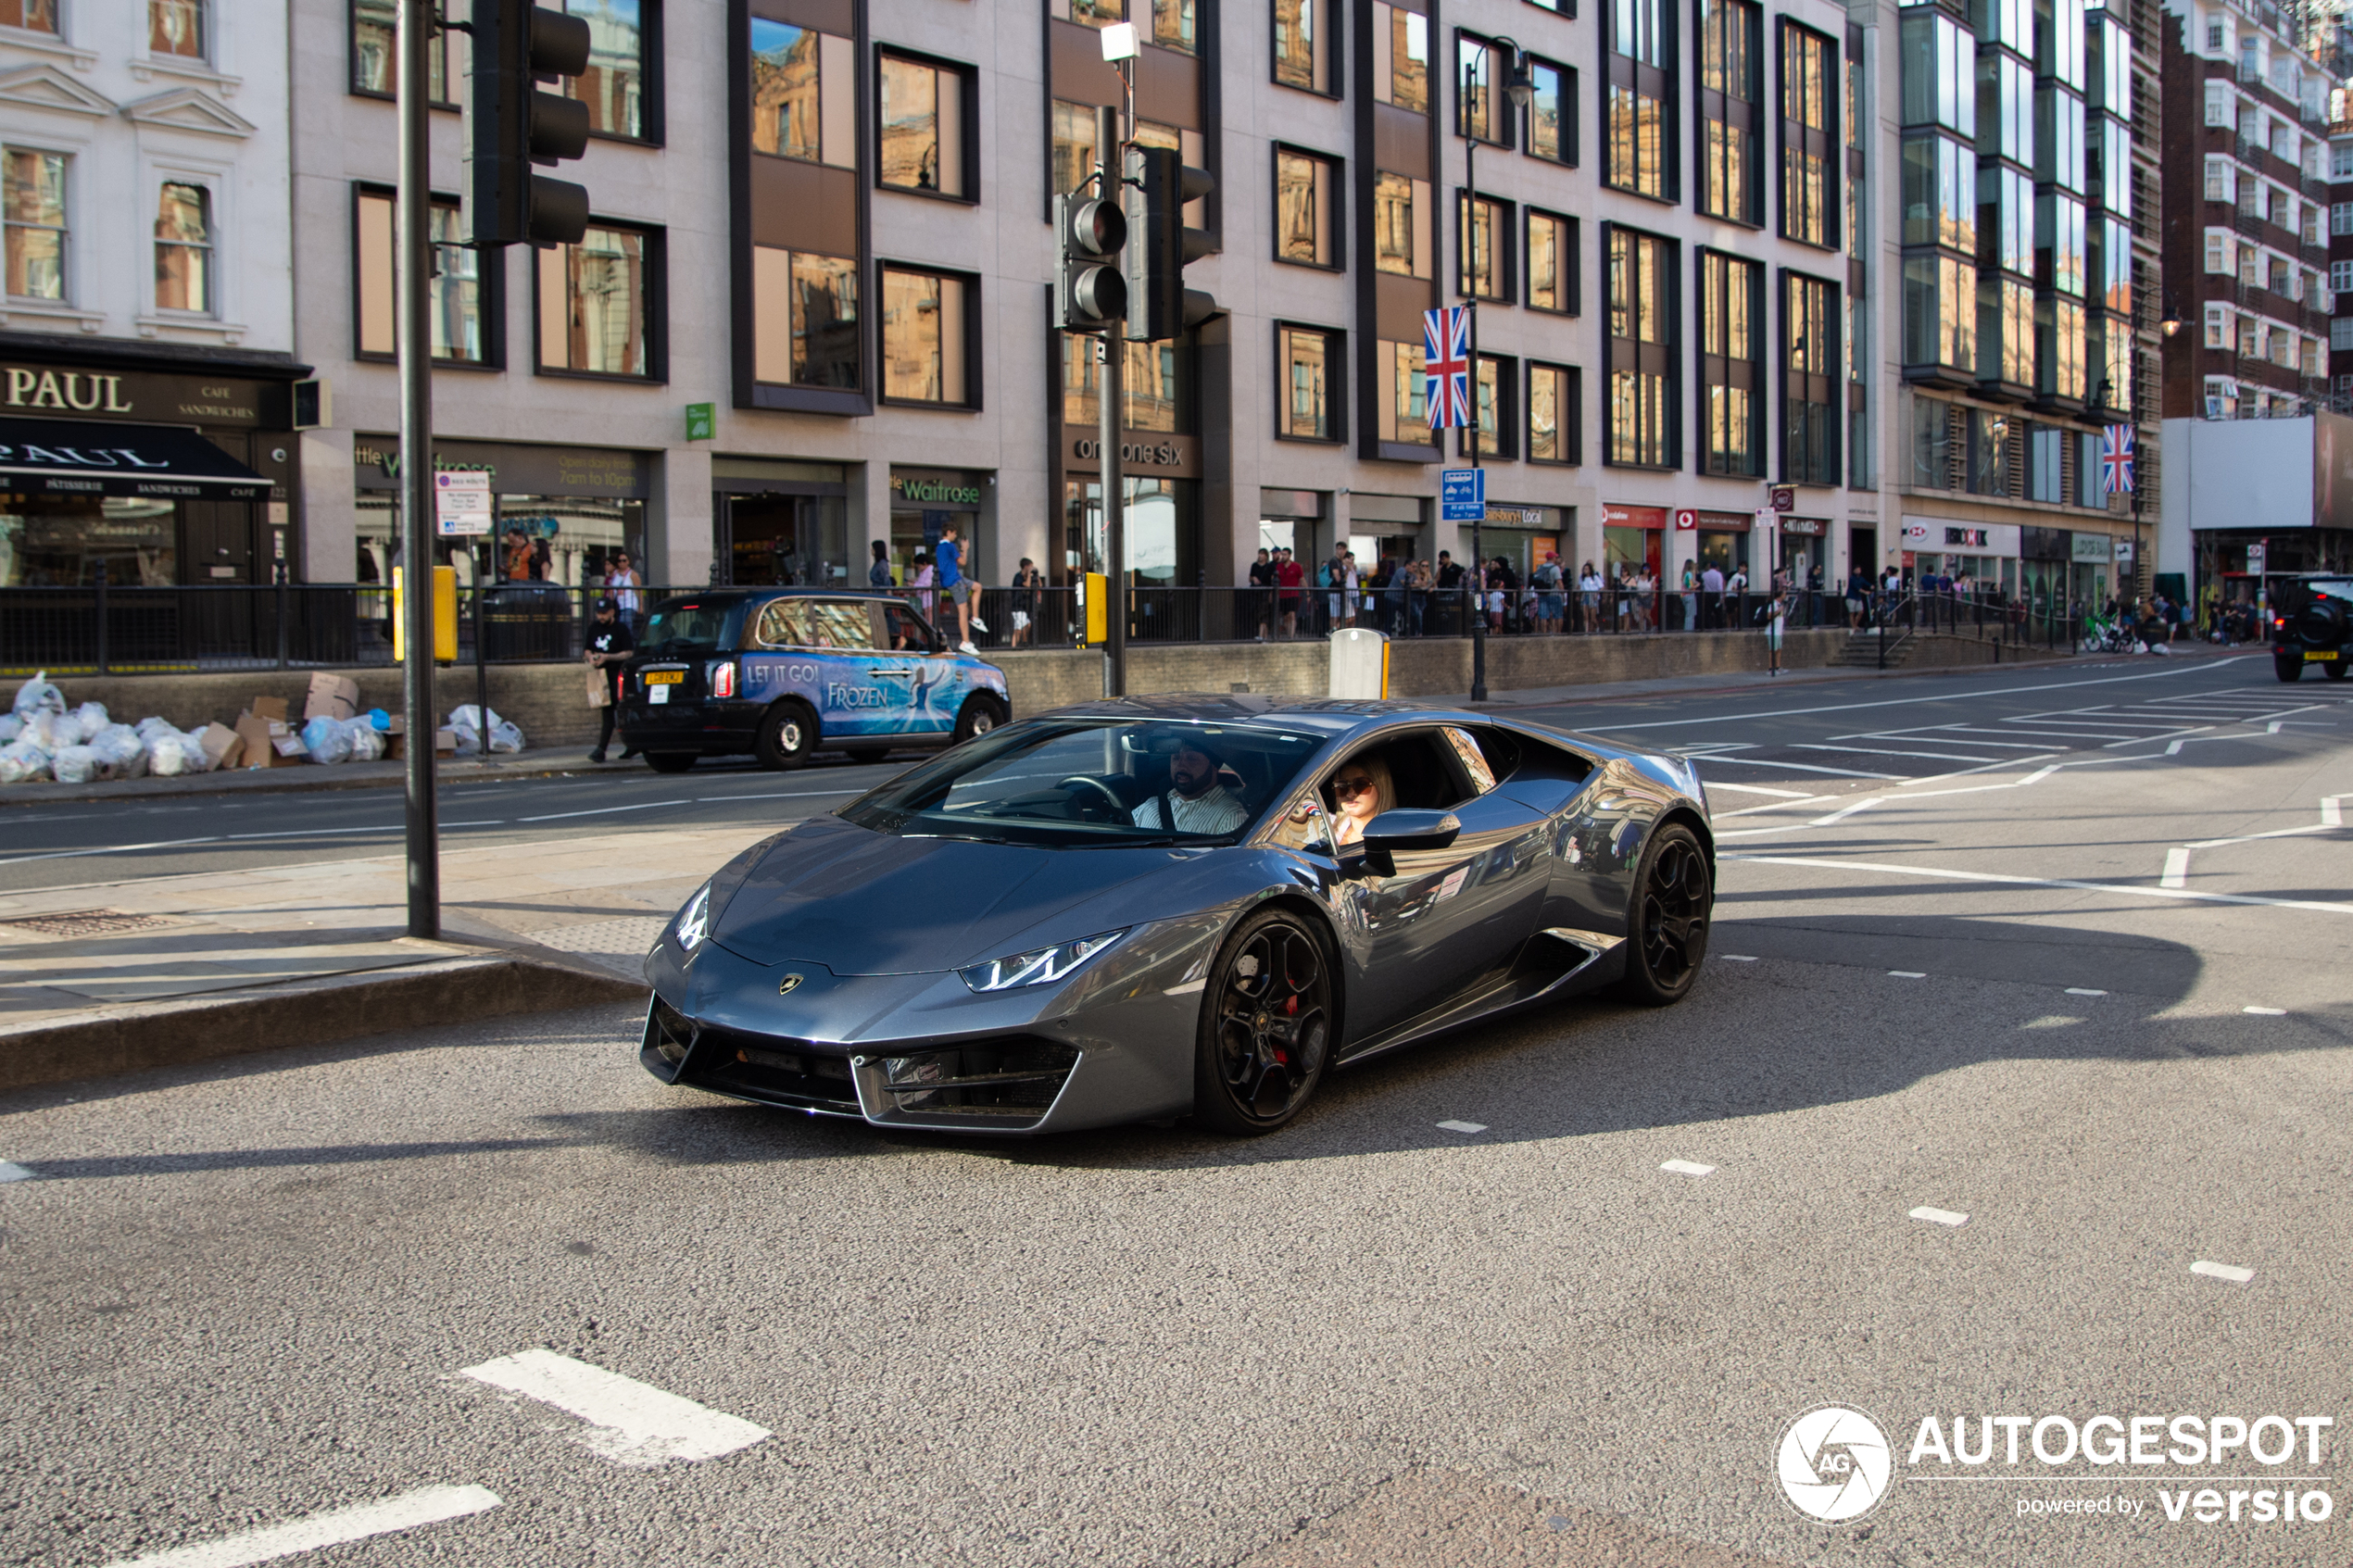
{"left": 586, "top": 597, "right": 635, "bottom": 763}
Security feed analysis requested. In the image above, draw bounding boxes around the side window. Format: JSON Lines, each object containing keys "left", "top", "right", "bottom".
{"left": 875, "top": 601, "right": 932, "bottom": 649}
{"left": 810, "top": 601, "right": 876, "bottom": 649}
{"left": 1440, "top": 726, "right": 1498, "bottom": 794}
{"left": 752, "top": 599, "right": 809, "bottom": 647}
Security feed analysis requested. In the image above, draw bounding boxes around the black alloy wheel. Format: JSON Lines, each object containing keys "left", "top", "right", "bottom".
{"left": 1193, "top": 909, "right": 1334, "bottom": 1135}
{"left": 1616, "top": 822, "right": 1713, "bottom": 1006}
{"left": 953, "top": 693, "right": 1008, "bottom": 745}
{"left": 755, "top": 700, "right": 818, "bottom": 770}
{"left": 644, "top": 752, "right": 698, "bottom": 773}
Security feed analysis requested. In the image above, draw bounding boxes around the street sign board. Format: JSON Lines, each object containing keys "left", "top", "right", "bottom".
{"left": 684, "top": 402, "right": 715, "bottom": 441}
{"left": 1768, "top": 486, "right": 1795, "bottom": 512}
{"left": 1440, "top": 468, "right": 1485, "bottom": 522}
{"left": 434, "top": 470, "right": 493, "bottom": 537}
{"left": 2247, "top": 543, "right": 2267, "bottom": 575}
{"left": 1753, "top": 508, "right": 1777, "bottom": 533}
{"left": 1673, "top": 508, "right": 1697, "bottom": 531}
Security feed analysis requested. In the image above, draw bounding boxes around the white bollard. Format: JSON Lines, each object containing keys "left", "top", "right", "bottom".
{"left": 1328, "top": 627, "right": 1389, "bottom": 699}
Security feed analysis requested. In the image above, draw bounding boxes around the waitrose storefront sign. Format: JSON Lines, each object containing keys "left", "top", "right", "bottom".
{"left": 892, "top": 475, "right": 983, "bottom": 507}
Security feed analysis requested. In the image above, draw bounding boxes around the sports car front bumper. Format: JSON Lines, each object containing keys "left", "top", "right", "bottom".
{"left": 639, "top": 910, "right": 1233, "bottom": 1134}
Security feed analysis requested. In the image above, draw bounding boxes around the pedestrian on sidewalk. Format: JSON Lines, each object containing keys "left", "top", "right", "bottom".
{"left": 1248, "top": 547, "right": 1274, "bottom": 640}
{"left": 1765, "top": 588, "right": 1786, "bottom": 677}
{"left": 936, "top": 521, "right": 986, "bottom": 653}
{"left": 869, "top": 539, "right": 895, "bottom": 589}
{"left": 1276, "top": 546, "right": 1303, "bottom": 637}
{"left": 1010, "top": 558, "right": 1041, "bottom": 646}
{"left": 585, "top": 597, "right": 637, "bottom": 763}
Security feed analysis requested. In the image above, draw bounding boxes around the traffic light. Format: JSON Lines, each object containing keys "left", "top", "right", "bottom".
{"left": 1122, "top": 145, "right": 1216, "bottom": 342}
{"left": 1056, "top": 189, "right": 1127, "bottom": 332}
{"left": 464, "top": 0, "right": 593, "bottom": 249}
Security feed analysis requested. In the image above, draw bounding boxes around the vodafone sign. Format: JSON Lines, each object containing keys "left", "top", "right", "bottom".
{"left": 1674, "top": 508, "right": 1697, "bottom": 531}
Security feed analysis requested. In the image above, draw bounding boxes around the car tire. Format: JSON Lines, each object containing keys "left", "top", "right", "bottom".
{"left": 952, "top": 692, "right": 1009, "bottom": 745}
{"left": 644, "top": 753, "right": 698, "bottom": 774}
{"left": 1192, "top": 908, "right": 1335, "bottom": 1136}
{"left": 755, "top": 700, "right": 818, "bottom": 770}
{"left": 2326, "top": 659, "right": 2348, "bottom": 682}
{"left": 1616, "top": 822, "right": 1713, "bottom": 1007}
{"left": 2275, "top": 655, "right": 2305, "bottom": 684}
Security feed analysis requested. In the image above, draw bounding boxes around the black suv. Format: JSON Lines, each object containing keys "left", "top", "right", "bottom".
{"left": 2272, "top": 575, "right": 2352, "bottom": 682}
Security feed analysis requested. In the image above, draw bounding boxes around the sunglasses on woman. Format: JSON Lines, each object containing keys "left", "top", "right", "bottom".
{"left": 1332, "top": 776, "right": 1374, "bottom": 799}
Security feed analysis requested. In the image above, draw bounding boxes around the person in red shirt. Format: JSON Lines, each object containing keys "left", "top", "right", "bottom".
{"left": 1275, "top": 547, "right": 1304, "bottom": 639}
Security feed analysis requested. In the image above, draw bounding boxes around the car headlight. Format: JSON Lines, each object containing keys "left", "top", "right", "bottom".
{"left": 959, "top": 929, "right": 1126, "bottom": 993}
{"left": 673, "top": 882, "right": 712, "bottom": 951}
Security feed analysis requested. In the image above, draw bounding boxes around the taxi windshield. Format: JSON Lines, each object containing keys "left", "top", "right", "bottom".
{"left": 839, "top": 720, "right": 1327, "bottom": 847}
{"left": 640, "top": 599, "right": 740, "bottom": 656}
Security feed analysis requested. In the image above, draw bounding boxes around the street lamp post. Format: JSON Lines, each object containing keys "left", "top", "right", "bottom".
{"left": 1461, "top": 38, "right": 1530, "bottom": 704}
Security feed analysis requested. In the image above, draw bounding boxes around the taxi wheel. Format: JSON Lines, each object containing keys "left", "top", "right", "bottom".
{"left": 953, "top": 693, "right": 1008, "bottom": 745}
{"left": 756, "top": 700, "right": 818, "bottom": 770}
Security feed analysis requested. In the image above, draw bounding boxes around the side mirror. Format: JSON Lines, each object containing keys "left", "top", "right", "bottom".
{"left": 1360, "top": 809, "right": 1461, "bottom": 853}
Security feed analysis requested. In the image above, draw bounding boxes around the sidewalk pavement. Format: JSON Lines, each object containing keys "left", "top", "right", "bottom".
{"left": 0, "top": 823, "right": 771, "bottom": 1095}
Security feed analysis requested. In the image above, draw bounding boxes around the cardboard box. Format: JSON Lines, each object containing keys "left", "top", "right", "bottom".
{"left": 382, "top": 721, "right": 456, "bottom": 760}
{"left": 303, "top": 671, "right": 361, "bottom": 723}
{"left": 249, "top": 695, "right": 289, "bottom": 723}
{"left": 196, "top": 721, "right": 243, "bottom": 771}
{"left": 233, "top": 710, "right": 308, "bottom": 769}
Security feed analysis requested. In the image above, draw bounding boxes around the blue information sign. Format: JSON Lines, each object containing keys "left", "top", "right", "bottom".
{"left": 1440, "top": 468, "right": 1485, "bottom": 523}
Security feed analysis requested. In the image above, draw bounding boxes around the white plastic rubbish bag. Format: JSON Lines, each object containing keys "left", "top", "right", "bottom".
{"left": 342, "top": 717, "right": 386, "bottom": 762}
{"left": 87, "top": 723, "right": 148, "bottom": 780}
{"left": 148, "top": 731, "right": 197, "bottom": 776}
{"left": 51, "top": 744, "right": 95, "bottom": 784}
{"left": 447, "top": 704, "right": 522, "bottom": 757}
{"left": 11, "top": 671, "right": 64, "bottom": 719}
{"left": 0, "top": 714, "right": 19, "bottom": 745}
{"left": 301, "top": 714, "right": 355, "bottom": 764}
{"left": 70, "top": 700, "right": 108, "bottom": 738}
{"left": 0, "top": 738, "right": 50, "bottom": 783}
{"left": 21, "top": 710, "right": 69, "bottom": 751}
{"left": 487, "top": 717, "right": 523, "bottom": 754}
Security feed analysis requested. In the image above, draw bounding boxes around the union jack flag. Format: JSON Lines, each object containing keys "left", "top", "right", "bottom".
{"left": 1423, "top": 306, "right": 1472, "bottom": 430}
{"left": 2100, "top": 423, "right": 2135, "bottom": 495}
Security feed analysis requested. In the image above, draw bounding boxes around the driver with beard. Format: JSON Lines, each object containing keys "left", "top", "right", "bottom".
{"left": 1129, "top": 733, "right": 1251, "bottom": 834}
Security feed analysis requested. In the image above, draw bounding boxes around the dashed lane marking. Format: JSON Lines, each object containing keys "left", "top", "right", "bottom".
{"left": 1435, "top": 1120, "right": 1488, "bottom": 1135}
{"left": 515, "top": 799, "right": 691, "bottom": 823}
{"left": 459, "top": 1349, "right": 770, "bottom": 1467}
{"left": 1910, "top": 1207, "right": 1970, "bottom": 1227}
{"left": 1699, "top": 782, "right": 1817, "bottom": 797}
{"left": 2160, "top": 848, "right": 2190, "bottom": 889}
{"left": 1660, "top": 1160, "right": 1716, "bottom": 1177}
{"left": 2064, "top": 987, "right": 2108, "bottom": 997}
{"left": 2243, "top": 1006, "right": 2287, "bottom": 1016}
{"left": 1718, "top": 954, "right": 1759, "bottom": 961}
{"left": 100, "top": 1484, "right": 501, "bottom": 1568}
{"left": 1725, "top": 854, "right": 2353, "bottom": 918}
{"left": 1809, "top": 797, "right": 1882, "bottom": 827}
{"left": 2190, "top": 1261, "right": 2255, "bottom": 1284}
{"left": 1693, "top": 757, "right": 1901, "bottom": 779}
{"left": 1888, "top": 971, "right": 1927, "bottom": 978}
{"left": 0, "top": 1160, "right": 32, "bottom": 1182}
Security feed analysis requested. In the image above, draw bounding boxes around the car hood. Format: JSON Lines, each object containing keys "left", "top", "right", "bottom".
{"left": 710, "top": 814, "right": 1180, "bottom": 975}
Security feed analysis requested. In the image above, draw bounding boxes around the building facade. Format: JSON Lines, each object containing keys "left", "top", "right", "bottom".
{"left": 0, "top": 0, "right": 302, "bottom": 591}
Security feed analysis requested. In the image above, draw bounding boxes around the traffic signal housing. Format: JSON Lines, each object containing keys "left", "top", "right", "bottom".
{"left": 1122, "top": 146, "right": 1216, "bottom": 342}
{"left": 465, "top": 0, "right": 594, "bottom": 248}
{"left": 1056, "top": 190, "right": 1128, "bottom": 332}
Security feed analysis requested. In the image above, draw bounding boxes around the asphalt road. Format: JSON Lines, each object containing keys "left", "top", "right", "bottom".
{"left": 3, "top": 652, "right": 2350, "bottom": 1567}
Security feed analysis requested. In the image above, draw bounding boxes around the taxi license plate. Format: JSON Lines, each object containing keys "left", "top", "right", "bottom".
{"left": 2307, "top": 649, "right": 2336, "bottom": 661}
{"left": 644, "top": 670, "right": 684, "bottom": 684}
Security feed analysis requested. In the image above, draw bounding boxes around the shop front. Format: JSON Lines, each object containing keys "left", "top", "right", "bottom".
{"left": 2070, "top": 528, "right": 2118, "bottom": 608}
{"left": 1602, "top": 504, "right": 1664, "bottom": 580}
{"left": 1258, "top": 487, "right": 1326, "bottom": 560}
{"left": 1777, "top": 516, "right": 1828, "bottom": 581}
{"left": 1478, "top": 505, "right": 1566, "bottom": 577}
{"left": 714, "top": 458, "right": 849, "bottom": 588}
{"left": 353, "top": 435, "right": 651, "bottom": 589}
{"left": 1059, "top": 433, "right": 1201, "bottom": 591}
{"left": 1688, "top": 511, "right": 1753, "bottom": 579}
{"left": 1902, "top": 520, "right": 2021, "bottom": 596}
{"left": 1345, "top": 492, "right": 1426, "bottom": 570}
{"left": 0, "top": 345, "right": 299, "bottom": 586}
{"left": 887, "top": 466, "right": 992, "bottom": 587}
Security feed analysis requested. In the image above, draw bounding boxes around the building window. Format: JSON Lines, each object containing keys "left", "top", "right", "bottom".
{"left": 879, "top": 53, "right": 972, "bottom": 198}
{"left": 2036, "top": 295, "right": 2085, "bottom": 401}
{"left": 153, "top": 182, "right": 211, "bottom": 315}
{"left": 2335, "top": 143, "right": 2353, "bottom": 179}
{"left": 1526, "top": 208, "right": 1576, "bottom": 313}
{"left": 537, "top": 224, "right": 660, "bottom": 379}
{"left": 1472, "top": 354, "right": 1515, "bottom": 458}
{"left": 1899, "top": 12, "right": 1973, "bottom": 135}
{"left": 1151, "top": 0, "right": 1196, "bottom": 53}
{"left": 2332, "top": 259, "right": 2353, "bottom": 294}
{"left": 1377, "top": 338, "right": 1436, "bottom": 445}
{"left": 355, "top": 188, "right": 490, "bottom": 363}
{"left": 2334, "top": 203, "right": 2353, "bottom": 237}
{"left": 1062, "top": 335, "right": 1189, "bottom": 431}
{"left": 3, "top": 150, "right": 66, "bottom": 302}
{"left": 750, "top": 250, "right": 859, "bottom": 388}
{"left": 1374, "top": 3, "right": 1429, "bottom": 113}
{"left": 149, "top": 0, "right": 205, "bottom": 59}
{"left": 1051, "top": 100, "right": 1099, "bottom": 197}
{"left": 1900, "top": 133, "right": 1974, "bottom": 251}
{"left": 876, "top": 266, "right": 973, "bottom": 407}
{"left": 2333, "top": 318, "right": 2353, "bottom": 353}
{"left": 1459, "top": 192, "right": 1510, "bottom": 300}
{"left": 1526, "top": 56, "right": 1574, "bottom": 165}
{"left": 1604, "top": 0, "right": 1673, "bottom": 200}
{"left": 1782, "top": 270, "right": 1838, "bottom": 484}
{"left": 560, "top": 0, "right": 652, "bottom": 139}
{"left": 353, "top": 1, "right": 454, "bottom": 100}
{"left": 1277, "top": 324, "right": 1341, "bottom": 441}
{"left": 1901, "top": 253, "right": 1974, "bottom": 373}
{"left": 1698, "top": 250, "right": 1761, "bottom": 476}
{"left": 1272, "top": 0, "right": 1333, "bottom": 94}
{"left": 751, "top": 18, "right": 854, "bottom": 167}
{"left": 1274, "top": 147, "right": 1340, "bottom": 268}
{"left": 1459, "top": 34, "right": 1509, "bottom": 145}
{"left": 1779, "top": 21, "right": 1836, "bottom": 247}
{"left": 0, "top": 3, "right": 58, "bottom": 32}
{"left": 1529, "top": 362, "right": 1579, "bottom": 463}
{"left": 1605, "top": 225, "right": 1675, "bottom": 467}
{"left": 2205, "top": 158, "right": 2229, "bottom": 202}
{"left": 1698, "top": 0, "right": 1760, "bottom": 223}
{"left": 1374, "top": 171, "right": 1430, "bottom": 277}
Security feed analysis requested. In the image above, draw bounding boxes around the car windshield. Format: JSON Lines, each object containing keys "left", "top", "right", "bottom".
{"left": 839, "top": 720, "right": 1328, "bottom": 847}
{"left": 640, "top": 599, "right": 740, "bottom": 657}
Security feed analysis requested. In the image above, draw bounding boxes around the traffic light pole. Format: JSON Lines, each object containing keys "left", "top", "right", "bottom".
{"left": 398, "top": 0, "right": 439, "bottom": 939}
{"left": 1099, "top": 103, "right": 1126, "bottom": 699}
{"left": 1463, "top": 82, "right": 1486, "bottom": 705}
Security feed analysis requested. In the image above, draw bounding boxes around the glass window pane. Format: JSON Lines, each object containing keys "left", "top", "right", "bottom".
{"left": 790, "top": 253, "right": 860, "bottom": 386}
{"left": 564, "top": 0, "right": 643, "bottom": 137}
{"left": 750, "top": 19, "right": 822, "bottom": 160}
{"left": 1274, "top": 0, "right": 1318, "bottom": 90}
{"left": 1392, "top": 8, "right": 1428, "bottom": 111}
{"left": 154, "top": 183, "right": 209, "bottom": 313}
{"left": 1529, "top": 62, "right": 1564, "bottom": 160}
{"left": 543, "top": 226, "right": 648, "bottom": 376}
{"left": 882, "top": 268, "right": 963, "bottom": 403}
{"left": 881, "top": 56, "right": 948, "bottom": 193}
{"left": 149, "top": 0, "right": 204, "bottom": 59}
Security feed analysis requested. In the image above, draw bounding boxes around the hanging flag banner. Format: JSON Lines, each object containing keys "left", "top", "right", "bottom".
{"left": 1423, "top": 306, "right": 1472, "bottom": 430}
{"left": 2100, "top": 423, "right": 2135, "bottom": 495}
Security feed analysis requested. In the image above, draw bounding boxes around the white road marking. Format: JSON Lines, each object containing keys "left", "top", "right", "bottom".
{"left": 1888, "top": 970, "right": 1927, "bottom": 978}
{"left": 1727, "top": 854, "right": 2353, "bottom": 917}
{"left": 1435, "top": 1120, "right": 1488, "bottom": 1135}
{"left": 100, "top": 1484, "right": 502, "bottom": 1568}
{"left": 2185, "top": 823, "right": 2331, "bottom": 849}
{"left": 2322, "top": 794, "right": 2347, "bottom": 829}
{"left": 1909, "top": 1207, "right": 1969, "bottom": 1227}
{"left": 1701, "top": 782, "right": 1816, "bottom": 797}
{"left": 1694, "top": 757, "right": 1900, "bottom": 779}
{"left": 459, "top": 1349, "right": 770, "bottom": 1466}
{"left": 695, "top": 789, "right": 860, "bottom": 801}
{"left": 2243, "top": 1006, "right": 2287, "bottom": 1016}
{"left": 0, "top": 835, "right": 225, "bottom": 868}
{"left": 1809, "top": 797, "right": 1882, "bottom": 827}
{"left": 1843, "top": 730, "right": 2054, "bottom": 749}
{"left": 1582, "top": 660, "right": 2233, "bottom": 731}
{"left": 2160, "top": 848, "right": 2190, "bottom": 889}
{"left": 2190, "top": 1261, "right": 2254, "bottom": 1284}
{"left": 1660, "top": 1160, "right": 1716, "bottom": 1177}
{"left": 1714, "top": 796, "right": 1839, "bottom": 818}
{"left": 2064, "top": 987, "right": 2108, "bottom": 997}
{"left": 1718, "top": 954, "right": 1759, "bottom": 961}
{"left": 1791, "top": 744, "right": 2004, "bottom": 763}
{"left": 515, "top": 799, "right": 691, "bottom": 822}
{"left": 0, "top": 1160, "right": 32, "bottom": 1182}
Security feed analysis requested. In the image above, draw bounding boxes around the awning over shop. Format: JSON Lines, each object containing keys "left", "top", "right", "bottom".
{"left": 0, "top": 417, "right": 268, "bottom": 501}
